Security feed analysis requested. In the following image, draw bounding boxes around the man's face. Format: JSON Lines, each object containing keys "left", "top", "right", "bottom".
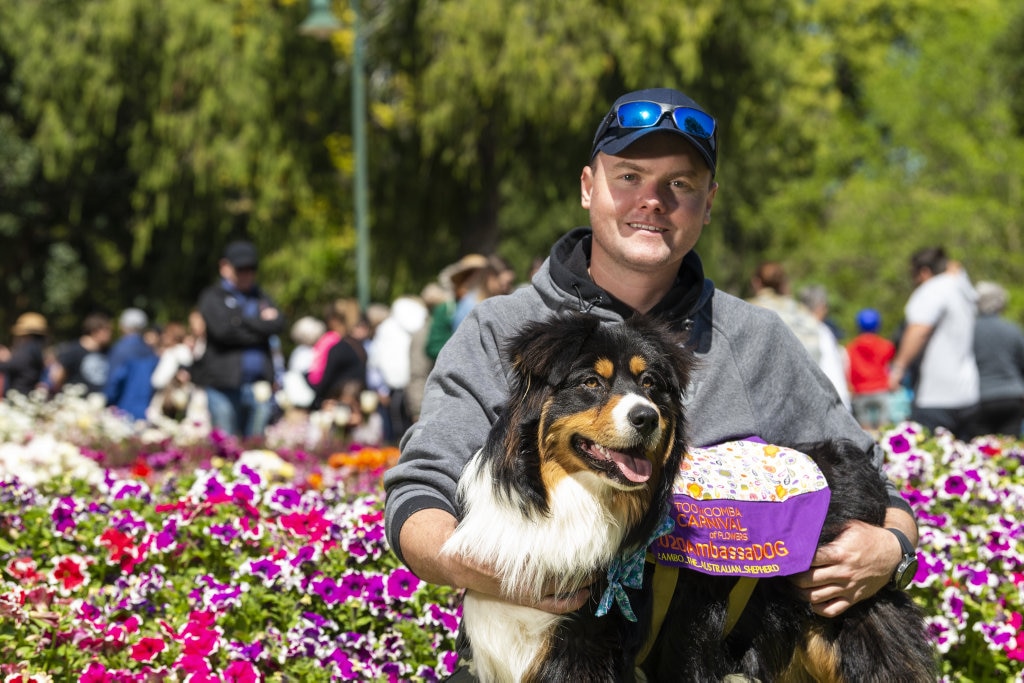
{"left": 581, "top": 133, "right": 717, "bottom": 279}
{"left": 220, "top": 261, "right": 258, "bottom": 292}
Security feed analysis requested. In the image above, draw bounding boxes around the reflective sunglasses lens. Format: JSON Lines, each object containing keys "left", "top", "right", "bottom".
{"left": 673, "top": 108, "right": 715, "bottom": 139}
{"left": 616, "top": 101, "right": 664, "bottom": 128}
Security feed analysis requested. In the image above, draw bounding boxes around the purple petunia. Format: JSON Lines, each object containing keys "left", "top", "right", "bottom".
{"left": 385, "top": 567, "right": 422, "bottom": 601}
{"left": 310, "top": 576, "right": 346, "bottom": 605}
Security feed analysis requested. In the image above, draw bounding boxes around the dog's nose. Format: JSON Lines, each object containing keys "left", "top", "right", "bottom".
{"left": 627, "top": 404, "right": 659, "bottom": 435}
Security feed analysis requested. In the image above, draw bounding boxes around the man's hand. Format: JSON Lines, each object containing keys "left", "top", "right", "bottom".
{"left": 790, "top": 520, "right": 902, "bottom": 617}
{"left": 399, "top": 507, "right": 593, "bottom": 615}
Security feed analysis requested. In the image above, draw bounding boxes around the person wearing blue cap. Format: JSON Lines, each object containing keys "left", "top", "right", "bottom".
{"left": 384, "top": 88, "right": 919, "bottom": 678}
{"left": 847, "top": 308, "right": 897, "bottom": 429}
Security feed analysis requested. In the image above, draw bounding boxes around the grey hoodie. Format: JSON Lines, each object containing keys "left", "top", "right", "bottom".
{"left": 383, "top": 228, "right": 910, "bottom": 563}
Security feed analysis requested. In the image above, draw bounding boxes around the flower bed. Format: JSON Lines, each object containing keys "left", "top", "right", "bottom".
{"left": 0, "top": 393, "right": 460, "bottom": 682}
{"left": 0, "top": 392, "right": 1022, "bottom": 681}
{"left": 880, "top": 424, "right": 1024, "bottom": 681}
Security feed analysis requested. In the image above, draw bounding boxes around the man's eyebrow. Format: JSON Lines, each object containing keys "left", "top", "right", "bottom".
{"left": 607, "top": 158, "right": 703, "bottom": 178}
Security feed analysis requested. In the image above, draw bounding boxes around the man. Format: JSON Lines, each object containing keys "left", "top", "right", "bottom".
{"left": 384, "top": 88, "right": 917, "bottom": 671}
{"left": 52, "top": 312, "right": 114, "bottom": 396}
{"left": 888, "top": 246, "right": 979, "bottom": 439}
{"left": 197, "top": 240, "right": 286, "bottom": 437}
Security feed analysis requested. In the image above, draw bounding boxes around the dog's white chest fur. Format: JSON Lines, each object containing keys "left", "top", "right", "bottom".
{"left": 441, "top": 452, "right": 631, "bottom": 682}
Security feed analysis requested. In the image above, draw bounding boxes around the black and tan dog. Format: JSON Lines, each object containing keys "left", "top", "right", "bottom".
{"left": 442, "top": 313, "right": 935, "bottom": 682}
{"left": 442, "top": 313, "right": 692, "bottom": 682}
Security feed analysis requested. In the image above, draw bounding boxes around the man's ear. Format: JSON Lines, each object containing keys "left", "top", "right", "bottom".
{"left": 580, "top": 164, "right": 595, "bottom": 209}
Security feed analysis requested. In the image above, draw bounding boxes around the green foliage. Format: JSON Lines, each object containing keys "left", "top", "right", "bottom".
{"left": 0, "top": 0, "right": 1022, "bottom": 336}
{"left": 776, "top": 0, "right": 1024, "bottom": 335}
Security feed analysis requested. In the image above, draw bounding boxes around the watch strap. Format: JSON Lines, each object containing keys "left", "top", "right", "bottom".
{"left": 886, "top": 527, "right": 917, "bottom": 589}
{"left": 886, "top": 527, "right": 914, "bottom": 556}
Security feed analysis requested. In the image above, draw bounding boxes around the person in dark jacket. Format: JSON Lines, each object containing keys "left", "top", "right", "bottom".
{"left": 0, "top": 312, "right": 49, "bottom": 397}
{"left": 972, "top": 281, "right": 1024, "bottom": 437}
{"left": 197, "top": 240, "right": 286, "bottom": 437}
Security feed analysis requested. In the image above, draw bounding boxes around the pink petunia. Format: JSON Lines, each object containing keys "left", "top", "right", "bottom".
{"left": 130, "top": 636, "right": 167, "bottom": 663}
{"left": 223, "top": 660, "right": 260, "bottom": 683}
{"left": 78, "top": 661, "right": 108, "bottom": 683}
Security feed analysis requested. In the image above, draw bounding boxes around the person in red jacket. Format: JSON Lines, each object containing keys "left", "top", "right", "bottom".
{"left": 846, "top": 308, "right": 896, "bottom": 430}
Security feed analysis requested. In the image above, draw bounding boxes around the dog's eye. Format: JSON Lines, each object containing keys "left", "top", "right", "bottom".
{"left": 582, "top": 376, "right": 602, "bottom": 389}
{"left": 638, "top": 372, "right": 661, "bottom": 391}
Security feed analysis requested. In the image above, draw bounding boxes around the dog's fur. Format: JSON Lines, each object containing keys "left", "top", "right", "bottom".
{"left": 442, "top": 313, "right": 693, "bottom": 682}
{"left": 641, "top": 438, "right": 937, "bottom": 682}
{"left": 443, "top": 313, "right": 936, "bottom": 682}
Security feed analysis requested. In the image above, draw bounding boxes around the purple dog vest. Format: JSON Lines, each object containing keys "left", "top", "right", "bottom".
{"left": 650, "top": 439, "right": 831, "bottom": 577}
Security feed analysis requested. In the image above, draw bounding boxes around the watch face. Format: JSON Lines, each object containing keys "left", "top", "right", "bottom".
{"left": 895, "top": 556, "right": 919, "bottom": 589}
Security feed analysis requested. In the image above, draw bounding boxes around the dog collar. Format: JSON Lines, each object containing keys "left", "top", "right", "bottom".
{"left": 596, "top": 514, "right": 676, "bottom": 622}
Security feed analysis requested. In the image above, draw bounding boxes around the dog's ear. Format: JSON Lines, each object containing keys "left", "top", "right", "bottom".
{"left": 627, "top": 315, "right": 696, "bottom": 395}
{"left": 506, "top": 313, "right": 601, "bottom": 387}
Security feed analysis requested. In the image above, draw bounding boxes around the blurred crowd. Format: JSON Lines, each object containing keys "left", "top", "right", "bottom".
{"left": 1, "top": 242, "right": 1020, "bottom": 445}
{"left": 0, "top": 241, "right": 520, "bottom": 448}
{"left": 746, "top": 248, "right": 1024, "bottom": 440}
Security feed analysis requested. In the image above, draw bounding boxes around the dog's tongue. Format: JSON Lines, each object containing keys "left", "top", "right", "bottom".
{"left": 606, "top": 449, "right": 652, "bottom": 483}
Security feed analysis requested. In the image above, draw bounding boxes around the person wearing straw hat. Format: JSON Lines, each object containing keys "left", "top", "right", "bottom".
{"left": 0, "top": 312, "right": 49, "bottom": 397}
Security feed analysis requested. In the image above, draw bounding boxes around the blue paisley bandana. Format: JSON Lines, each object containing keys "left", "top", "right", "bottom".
{"left": 595, "top": 514, "right": 675, "bottom": 622}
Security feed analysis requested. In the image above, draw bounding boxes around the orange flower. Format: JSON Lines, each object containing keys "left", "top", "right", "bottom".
{"left": 328, "top": 447, "right": 400, "bottom": 471}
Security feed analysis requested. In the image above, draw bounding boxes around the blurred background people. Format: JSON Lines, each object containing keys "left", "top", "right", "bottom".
{"left": 52, "top": 312, "right": 114, "bottom": 397}
{"left": 105, "top": 308, "right": 153, "bottom": 391}
{"left": 888, "top": 246, "right": 979, "bottom": 439}
{"left": 198, "top": 239, "right": 286, "bottom": 438}
{"left": 149, "top": 318, "right": 206, "bottom": 424}
{"left": 104, "top": 308, "right": 158, "bottom": 420}
{"left": 367, "top": 295, "right": 427, "bottom": 442}
{"left": 798, "top": 284, "right": 851, "bottom": 410}
{"left": 846, "top": 308, "right": 896, "bottom": 431}
{"left": 0, "top": 313, "right": 49, "bottom": 397}
{"left": 278, "top": 315, "right": 326, "bottom": 416}
{"left": 310, "top": 299, "right": 366, "bottom": 411}
{"left": 971, "top": 281, "right": 1024, "bottom": 437}
{"left": 748, "top": 261, "right": 821, "bottom": 363}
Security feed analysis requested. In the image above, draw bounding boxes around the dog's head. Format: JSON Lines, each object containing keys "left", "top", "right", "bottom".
{"left": 487, "top": 313, "right": 693, "bottom": 546}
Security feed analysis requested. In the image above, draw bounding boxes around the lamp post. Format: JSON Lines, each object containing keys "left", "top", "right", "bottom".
{"left": 300, "top": 0, "right": 371, "bottom": 312}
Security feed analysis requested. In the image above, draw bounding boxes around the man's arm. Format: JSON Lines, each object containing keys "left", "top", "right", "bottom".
{"left": 792, "top": 506, "right": 917, "bottom": 617}
{"left": 888, "top": 322, "right": 932, "bottom": 390}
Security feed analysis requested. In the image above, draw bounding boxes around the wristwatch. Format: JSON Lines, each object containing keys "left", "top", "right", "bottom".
{"left": 887, "top": 528, "right": 918, "bottom": 590}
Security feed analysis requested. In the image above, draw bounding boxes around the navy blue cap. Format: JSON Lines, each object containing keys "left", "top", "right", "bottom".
{"left": 224, "top": 240, "right": 259, "bottom": 269}
{"left": 591, "top": 88, "right": 717, "bottom": 176}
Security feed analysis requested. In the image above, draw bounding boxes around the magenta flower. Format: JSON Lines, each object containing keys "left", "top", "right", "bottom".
{"left": 886, "top": 433, "right": 911, "bottom": 454}
{"left": 386, "top": 567, "right": 422, "bottom": 601}
{"left": 311, "top": 576, "right": 345, "bottom": 605}
{"left": 938, "top": 473, "right": 969, "bottom": 499}
{"left": 223, "top": 661, "right": 259, "bottom": 683}
{"left": 130, "top": 636, "right": 166, "bottom": 662}
{"left": 79, "top": 662, "right": 108, "bottom": 682}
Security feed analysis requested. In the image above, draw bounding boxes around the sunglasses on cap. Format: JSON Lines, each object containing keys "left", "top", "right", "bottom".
{"left": 594, "top": 100, "right": 717, "bottom": 142}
